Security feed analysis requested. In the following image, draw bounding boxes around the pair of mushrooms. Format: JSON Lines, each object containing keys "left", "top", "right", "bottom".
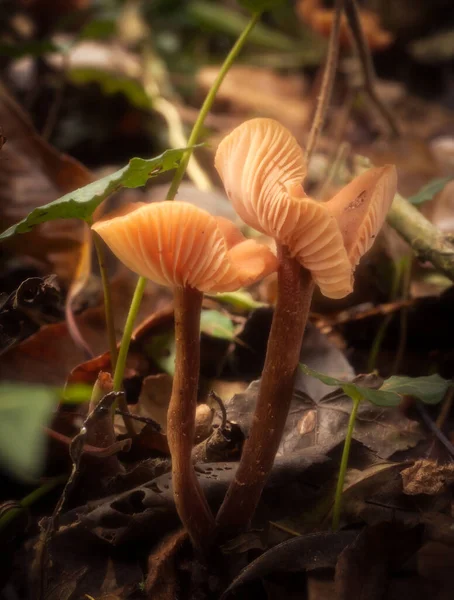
{"left": 93, "top": 118, "right": 397, "bottom": 547}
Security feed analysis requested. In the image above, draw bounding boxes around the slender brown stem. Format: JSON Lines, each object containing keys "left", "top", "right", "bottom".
{"left": 167, "top": 286, "right": 216, "bottom": 549}
{"left": 344, "top": 0, "right": 400, "bottom": 136}
{"left": 215, "top": 246, "right": 315, "bottom": 533}
{"left": 305, "top": 0, "right": 343, "bottom": 163}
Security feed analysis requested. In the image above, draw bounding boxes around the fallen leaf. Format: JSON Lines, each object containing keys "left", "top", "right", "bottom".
{"left": 222, "top": 531, "right": 358, "bottom": 599}
{"left": 197, "top": 65, "right": 310, "bottom": 131}
{"left": 145, "top": 529, "right": 188, "bottom": 600}
{"left": 335, "top": 523, "right": 424, "bottom": 600}
{"left": 297, "top": 0, "right": 393, "bottom": 51}
{"left": 0, "top": 148, "right": 190, "bottom": 240}
{"left": 401, "top": 460, "right": 454, "bottom": 496}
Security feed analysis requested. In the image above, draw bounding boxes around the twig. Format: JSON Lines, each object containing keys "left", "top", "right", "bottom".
{"left": 415, "top": 401, "right": 454, "bottom": 459}
{"left": 208, "top": 390, "right": 227, "bottom": 429}
{"left": 436, "top": 386, "right": 454, "bottom": 430}
{"left": 343, "top": 0, "right": 400, "bottom": 136}
{"left": 387, "top": 193, "right": 454, "bottom": 281}
{"left": 305, "top": 0, "right": 343, "bottom": 163}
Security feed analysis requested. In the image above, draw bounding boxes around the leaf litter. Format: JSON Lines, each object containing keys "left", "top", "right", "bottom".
{"left": 2, "top": 2, "right": 454, "bottom": 599}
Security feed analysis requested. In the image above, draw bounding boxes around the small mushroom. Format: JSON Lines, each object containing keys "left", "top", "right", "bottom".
{"left": 214, "top": 118, "right": 397, "bottom": 534}
{"left": 92, "top": 201, "right": 277, "bottom": 549}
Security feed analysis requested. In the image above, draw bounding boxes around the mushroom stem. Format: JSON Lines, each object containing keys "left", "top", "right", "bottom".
{"left": 216, "top": 245, "right": 315, "bottom": 533}
{"left": 167, "top": 286, "right": 216, "bottom": 549}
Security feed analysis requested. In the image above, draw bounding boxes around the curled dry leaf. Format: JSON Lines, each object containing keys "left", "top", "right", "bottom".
{"left": 401, "top": 460, "right": 454, "bottom": 496}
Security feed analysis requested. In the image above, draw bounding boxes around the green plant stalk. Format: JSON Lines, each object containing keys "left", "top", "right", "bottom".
{"left": 92, "top": 231, "right": 118, "bottom": 371}
{"left": 367, "top": 256, "right": 406, "bottom": 372}
{"left": 332, "top": 392, "right": 362, "bottom": 531}
{"left": 166, "top": 10, "right": 261, "bottom": 202}
{"left": 112, "top": 275, "right": 147, "bottom": 394}
{"left": 111, "top": 10, "right": 262, "bottom": 395}
{"left": 0, "top": 475, "right": 67, "bottom": 534}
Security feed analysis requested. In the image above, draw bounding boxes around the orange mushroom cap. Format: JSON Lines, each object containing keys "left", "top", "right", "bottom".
{"left": 325, "top": 165, "right": 397, "bottom": 268}
{"left": 92, "top": 201, "right": 277, "bottom": 293}
{"left": 215, "top": 118, "right": 397, "bottom": 299}
{"left": 215, "top": 118, "right": 353, "bottom": 298}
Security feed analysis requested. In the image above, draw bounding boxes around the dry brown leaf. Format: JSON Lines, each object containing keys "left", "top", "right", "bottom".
{"left": 0, "top": 82, "right": 92, "bottom": 284}
{"left": 401, "top": 460, "right": 454, "bottom": 496}
{"left": 197, "top": 66, "right": 310, "bottom": 132}
{"left": 297, "top": 0, "right": 393, "bottom": 51}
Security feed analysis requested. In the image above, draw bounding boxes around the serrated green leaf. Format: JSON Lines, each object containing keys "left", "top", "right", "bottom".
{"left": 299, "top": 364, "right": 450, "bottom": 407}
{"left": 0, "top": 148, "right": 188, "bottom": 241}
{"left": 200, "top": 310, "right": 235, "bottom": 340}
{"left": 237, "top": 0, "right": 284, "bottom": 12}
{"left": 408, "top": 177, "right": 453, "bottom": 205}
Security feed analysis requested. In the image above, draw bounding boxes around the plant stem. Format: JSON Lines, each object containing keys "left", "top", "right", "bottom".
{"left": 92, "top": 231, "right": 118, "bottom": 371}
{"left": 332, "top": 392, "right": 361, "bottom": 531}
{"left": 112, "top": 276, "right": 147, "bottom": 422}
{"left": 165, "top": 10, "right": 261, "bottom": 201}
{"left": 111, "top": 11, "right": 262, "bottom": 401}
{"left": 167, "top": 286, "right": 215, "bottom": 548}
{"left": 216, "top": 246, "right": 315, "bottom": 533}
{"left": 0, "top": 475, "right": 67, "bottom": 534}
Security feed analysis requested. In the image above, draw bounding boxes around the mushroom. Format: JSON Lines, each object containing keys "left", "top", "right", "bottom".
{"left": 92, "top": 200, "right": 277, "bottom": 549}
{"left": 214, "top": 118, "right": 397, "bottom": 533}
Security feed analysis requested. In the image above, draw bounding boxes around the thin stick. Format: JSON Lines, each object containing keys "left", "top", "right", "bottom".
{"left": 387, "top": 193, "right": 454, "bottom": 282}
{"left": 167, "top": 286, "right": 215, "bottom": 548}
{"left": 216, "top": 248, "right": 315, "bottom": 533}
{"left": 343, "top": 0, "right": 400, "bottom": 137}
{"left": 332, "top": 392, "right": 361, "bottom": 530}
{"left": 305, "top": 0, "right": 343, "bottom": 163}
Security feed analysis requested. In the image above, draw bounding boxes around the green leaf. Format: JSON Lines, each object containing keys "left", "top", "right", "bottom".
{"left": 408, "top": 177, "right": 453, "bottom": 205}
{"left": 0, "top": 148, "right": 189, "bottom": 241}
{"left": 237, "top": 0, "right": 284, "bottom": 12}
{"left": 299, "top": 365, "right": 450, "bottom": 407}
{"left": 0, "top": 384, "right": 57, "bottom": 480}
{"left": 0, "top": 383, "right": 100, "bottom": 480}
{"left": 189, "top": 2, "right": 294, "bottom": 51}
{"left": 146, "top": 333, "right": 176, "bottom": 376}
{"left": 207, "top": 290, "right": 265, "bottom": 310}
{"left": 200, "top": 310, "right": 235, "bottom": 340}
{"left": 70, "top": 69, "right": 149, "bottom": 110}
{"left": 380, "top": 374, "right": 451, "bottom": 405}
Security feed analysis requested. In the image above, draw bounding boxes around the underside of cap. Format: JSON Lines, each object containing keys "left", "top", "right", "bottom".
{"left": 325, "top": 165, "right": 398, "bottom": 267}
{"left": 215, "top": 118, "right": 307, "bottom": 236}
{"left": 92, "top": 201, "right": 277, "bottom": 292}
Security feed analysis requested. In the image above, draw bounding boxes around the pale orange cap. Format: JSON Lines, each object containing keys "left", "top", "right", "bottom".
{"left": 92, "top": 201, "right": 278, "bottom": 292}
{"left": 325, "top": 165, "right": 397, "bottom": 268}
{"left": 215, "top": 118, "right": 353, "bottom": 298}
{"left": 215, "top": 118, "right": 397, "bottom": 299}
